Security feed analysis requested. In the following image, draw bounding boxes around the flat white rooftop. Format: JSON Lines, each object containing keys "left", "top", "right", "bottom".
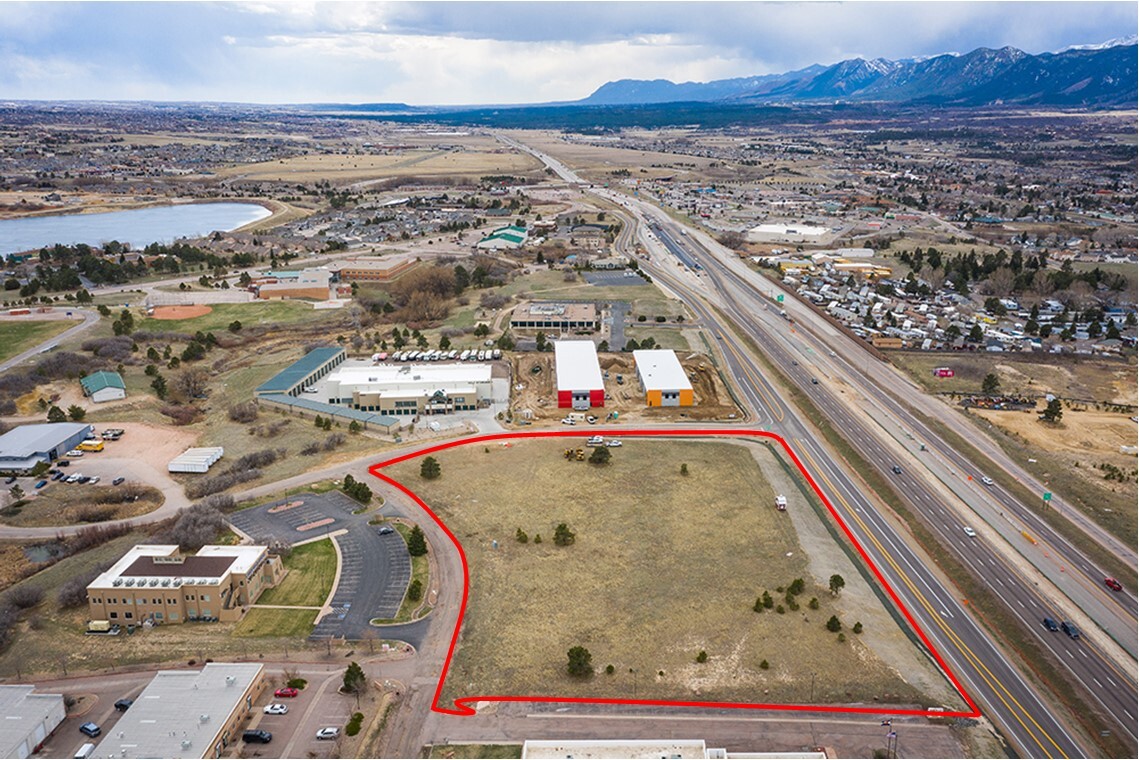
{"left": 96, "top": 663, "right": 263, "bottom": 760}
{"left": 749, "top": 223, "right": 828, "bottom": 237}
{"left": 327, "top": 362, "right": 492, "bottom": 389}
{"left": 89, "top": 545, "right": 266, "bottom": 590}
{"left": 554, "top": 340, "right": 603, "bottom": 391}
{"left": 633, "top": 349, "right": 692, "bottom": 391}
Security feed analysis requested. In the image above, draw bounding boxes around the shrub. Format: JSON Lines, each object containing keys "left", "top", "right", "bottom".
{"left": 853, "top": 621, "right": 863, "bottom": 634}
{"left": 75, "top": 506, "right": 118, "bottom": 523}
{"left": 515, "top": 528, "right": 528, "bottom": 543}
{"left": 588, "top": 446, "right": 611, "bottom": 465}
{"left": 420, "top": 456, "right": 441, "bottom": 479}
{"left": 228, "top": 402, "right": 259, "bottom": 423}
{"left": 58, "top": 562, "right": 113, "bottom": 608}
{"left": 5, "top": 586, "right": 44, "bottom": 610}
{"left": 787, "top": 578, "right": 805, "bottom": 596}
{"left": 566, "top": 646, "right": 593, "bottom": 677}
{"left": 553, "top": 523, "right": 575, "bottom": 546}
{"left": 753, "top": 596, "right": 764, "bottom": 613}
{"left": 406, "top": 526, "right": 428, "bottom": 556}
{"left": 159, "top": 404, "right": 201, "bottom": 426}
{"left": 775, "top": 605, "right": 785, "bottom": 614}
{"left": 345, "top": 711, "right": 364, "bottom": 737}
{"left": 169, "top": 503, "right": 229, "bottom": 550}
{"left": 407, "top": 579, "right": 423, "bottom": 602}
{"left": 184, "top": 469, "right": 260, "bottom": 499}
{"left": 759, "top": 659, "right": 769, "bottom": 670}
{"left": 696, "top": 650, "right": 707, "bottom": 663}
{"left": 605, "top": 664, "right": 615, "bottom": 675}
{"left": 808, "top": 597, "right": 819, "bottom": 610}
{"left": 286, "top": 677, "right": 307, "bottom": 689}
{"left": 826, "top": 615, "right": 842, "bottom": 633}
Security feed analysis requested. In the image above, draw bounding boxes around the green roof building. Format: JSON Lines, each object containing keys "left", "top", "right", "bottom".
{"left": 80, "top": 371, "right": 127, "bottom": 403}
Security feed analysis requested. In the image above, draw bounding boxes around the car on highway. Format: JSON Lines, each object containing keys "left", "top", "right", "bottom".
{"left": 1060, "top": 621, "right": 1081, "bottom": 639}
{"left": 980, "top": 476, "right": 994, "bottom": 486}
{"left": 112, "top": 477, "right": 125, "bottom": 485}
{"left": 114, "top": 699, "right": 133, "bottom": 711}
{"left": 242, "top": 729, "right": 272, "bottom": 744}
{"left": 811, "top": 378, "right": 819, "bottom": 384}
{"left": 962, "top": 526, "right": 977, "bottom": 538}
{"left": 1041, "top": 617, "right": 1060, "bottom": 632}
{"left": 1104, "top": 577, "right": 1123, "bottom": 592}
{"left": 377, "top": 525, "right": 395, "bottom": 535}
{"left": 79, "top": 722, "right": 101, "bottom": 738}
{"left": 273, "top": 687, "right": 299, "bottom": 698}
{"left": 316, "top": 727, "right": 340, "bottom": 740}
{"left": 263, "top": 703, "right": 288, "bottom": 715}
{"left": 891, "top": 465, "right": 903, "bottom": 475}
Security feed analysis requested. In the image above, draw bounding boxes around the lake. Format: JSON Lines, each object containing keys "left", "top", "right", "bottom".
{"left": 0, "top": 202, "right": 272, "bottom": 256}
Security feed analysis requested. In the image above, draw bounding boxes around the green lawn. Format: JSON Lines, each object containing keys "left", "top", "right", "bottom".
{"left": 256, "top": 538, "right": 337, "bottom": 607}
{"left": 136, "top": 301, "right": 326, "bottom": 334}
{"left": 0, "top": 320, "right": 74, "bottom": 362}
{"left": 233, "top": 607, "right": 317, "bottom": 638}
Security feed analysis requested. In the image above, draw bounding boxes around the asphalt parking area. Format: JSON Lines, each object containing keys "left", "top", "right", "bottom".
{"left": 229, "top": 492, "right": 411, "bottom": 640}
{"left": 584, "top": 270, "right": 647, "bottom": 286}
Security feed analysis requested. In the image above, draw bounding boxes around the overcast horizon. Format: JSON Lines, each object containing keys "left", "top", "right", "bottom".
{"left": 1, "top": 1, "right": 1136, "bottom": 106}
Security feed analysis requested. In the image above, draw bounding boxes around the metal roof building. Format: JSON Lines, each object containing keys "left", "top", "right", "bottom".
{"left": 93, "top": 663, "right": 266, "bottom": 759}
{"left": 633, "top": 349, "right": 694, "bottom": 407}
{"left": 80, "top": 371, "right": 127, "bottom": 403}
{"left": 0, "top": 685, "right": 65, "bottom": 759}
{"left": 254, "top": 346, "right": 345, "bottom": 398}
{"left": 0, "top": 423, "right": 93, "bottom": 472}
{"left": 554, "top": 340, "right": 604, "bottom": 409}
{"left": 168, "top": 447, "right": 224, "bottom": 474}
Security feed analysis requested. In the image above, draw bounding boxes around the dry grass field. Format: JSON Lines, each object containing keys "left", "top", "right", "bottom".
{"left": 0, "top": 319, "right": 73, "bottom": 362}
{"left": 0, "top": 484, "right": 163, "bottom": 528}
{"left": 387, "top": 438, "right": 959, "bottom": 708}
{"left": 213, "top": 147, "right": 543, "bottom": 184}
{"left": 891, "top": 351, "right": 1137, "bottom": 405}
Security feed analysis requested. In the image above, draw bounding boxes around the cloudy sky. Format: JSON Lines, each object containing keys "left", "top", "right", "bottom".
{"left": 0, "top": 1, "right": 1135, "bottom": 105}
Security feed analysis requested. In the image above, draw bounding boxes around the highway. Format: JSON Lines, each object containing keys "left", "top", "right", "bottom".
{"left": 500, "top": 135, "right": 1138, "bottom": 756}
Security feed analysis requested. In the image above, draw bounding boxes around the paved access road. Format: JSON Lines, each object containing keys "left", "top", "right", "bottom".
{"left": 0, "top": 308, "right": 99, "bottom": 373}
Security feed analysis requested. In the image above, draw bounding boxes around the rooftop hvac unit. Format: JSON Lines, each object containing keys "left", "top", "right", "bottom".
{"left": 172, "top": 579, "right": 182, "bottom": 587}
{"left": 225, "top": 675, "right": 235, "bottom": 686}
{"left": 124, "top": 578, "right": 135, "bottom": 587}
{"left": 181, "top": 740, "right": 192, "bottom": 750}
{"left": 113, "top": 579, "right": 123, "bottom": 586}
{"left": 149, "top": 579, "right": 159, "bottom": 586}
{"left": 199, "top": 713, "right": 209, "bottom": 723}
{"left": 161, "top": 579, "right": 170, "bottom": 587}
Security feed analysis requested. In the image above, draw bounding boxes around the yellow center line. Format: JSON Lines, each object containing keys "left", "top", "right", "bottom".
{"left": 797, "top": 443, "right": 1067, "bottom": 759}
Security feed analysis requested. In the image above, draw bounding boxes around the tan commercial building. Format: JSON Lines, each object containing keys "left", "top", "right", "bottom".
{"left": 330, "top": 255, "right": 418, "bottom": 283}
{"left": 254, "top": 268, "right": 333, "bottom": 300}
{"left": 326, "top": 363, "right": 493, "bottom": 416}
{"left": 86, "top": 545, "right": 284, "bottom": 626}
{"left": 95, "top": 663, "right": 266, "bottom": 759}
{"left": 510, "top": 301, "right": 599, "bottom": 332}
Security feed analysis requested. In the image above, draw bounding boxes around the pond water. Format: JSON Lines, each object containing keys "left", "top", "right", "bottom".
{"left": 0, "top": 202, "right": 272, "bottom": 256}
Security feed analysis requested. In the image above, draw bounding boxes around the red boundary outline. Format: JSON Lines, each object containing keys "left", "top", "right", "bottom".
{"left": 367, "top": 428, "right": 982, "bottom": 719}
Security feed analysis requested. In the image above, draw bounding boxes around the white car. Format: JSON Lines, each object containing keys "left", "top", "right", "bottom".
{"left": 66, "top": 450, "right": 84, "bottom": 458}
{"left": 87, "top": 476, "right": 100, "bottom": 485}
{"left": 560, "top": 417, "right": 576, "bottom": 425}
{"left": 963, "top": 526, "right": 977, "bottom": 538}
{"left": 316, "top": 727, "right": 340, "bottom": 740}
{"left": 606, "top": 439, "right": 623, "bottom": 447}
{"left": 263, "top": 703, "right": 288, "bottom": 715}
{"left": 66, "top": 473, "right": 82, "bottom": 483}
{"left": 980, "top": 476, "right": 994, "bottom": 486}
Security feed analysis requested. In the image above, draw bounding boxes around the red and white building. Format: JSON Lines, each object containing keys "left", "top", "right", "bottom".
{"left": 554, "top": 340, "right": 604, "bottom": 409}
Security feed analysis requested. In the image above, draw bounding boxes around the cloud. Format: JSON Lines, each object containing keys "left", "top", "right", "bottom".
{"left": 0, "top": 2, "right": 1134, "bottom": 103}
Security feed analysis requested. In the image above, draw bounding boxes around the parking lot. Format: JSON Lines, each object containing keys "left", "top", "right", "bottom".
{"left": 229, "top": 492, "right": 412, "bottom": 639}
{"left": 583, "top": 270, "right": 647, "bottom": 287}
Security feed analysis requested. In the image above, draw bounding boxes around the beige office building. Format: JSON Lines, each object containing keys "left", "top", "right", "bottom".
{"left": 86, "top": 545, "right": 284, "bottom": 626}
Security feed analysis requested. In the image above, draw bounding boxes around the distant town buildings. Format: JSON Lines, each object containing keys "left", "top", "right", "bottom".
{"left": 328, "top": 255, "right": 418, "bottom": 283}
{"left": 86, "top": 544, "right": 284, "bottom": 625}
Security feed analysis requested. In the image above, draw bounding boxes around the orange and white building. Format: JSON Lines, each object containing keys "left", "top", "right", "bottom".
{"left": 633, "top": 349, "right": 693, "bottom": 407}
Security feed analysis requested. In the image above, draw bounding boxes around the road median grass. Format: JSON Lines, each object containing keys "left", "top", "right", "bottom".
{"left": 256, "top": 538, "right": 337, "bottom": 607}
{"left": 719, "top": 310, "right": 1125, "bottom": 757}
{"left": 371, "top": 523, "right": 429, "bottom": 625}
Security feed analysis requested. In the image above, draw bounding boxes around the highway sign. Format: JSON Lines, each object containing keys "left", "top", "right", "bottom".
{"left": 1043, "top": 492, "right": 1052, "bottom": 501}
{"left": 776, "top": 294, "right": 784, "bottom": 303}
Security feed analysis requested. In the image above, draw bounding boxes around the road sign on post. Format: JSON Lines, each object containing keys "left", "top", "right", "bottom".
{"left": 777, "top": 294, "right": 784, "bottom": 303}
{"left": 1043, "top": 492, "right": 1052, "bottom": 508}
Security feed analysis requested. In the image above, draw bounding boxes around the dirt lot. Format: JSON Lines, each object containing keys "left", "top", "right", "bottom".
{"left": 891, "top": 351, "right": 1138, "bottom": 406}
{"left": 508, "top": 352, "right": 740, "bottom": 425}
{"left": 386, "top": 438, "right": 959, "bottom": 709}
{"left": 971, "top": 405, "right": 1137, "bottom": 543}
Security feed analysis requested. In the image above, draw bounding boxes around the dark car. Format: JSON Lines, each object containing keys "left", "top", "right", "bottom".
{"left": 891, "top": 465, "right": 903, "bottom": 475}
{"left": 114, "top": 698, "right": 133, "bottom": 712}
{"left": 1041, "top": 617, "right": 1059, "bottom": 632}
{"left": 811, "top": 378, "right": 819, "bottom": 384}
{"left": 34, "top": 480, "right": 48, "bottom": 489}
{"left": 377, "top": 525, "right": 395, "bottom": 535}
{"left": 3, "top": 476, "right": 15, "bottom": 485}
{"left": 112, "top": 477, "right": 125, "bottom": 486}
{"left": 1104, "top": 577, "right": 1123, "bottom": 592}
{"left": 1060, "top": 621, "right": 1080, "bottom": 639}
{"left": 242, "top": 729, "right": 272, "bottom": 744}
{"left": 58, "top": 460, "right": 70, "bottom": 467}
{"left": 79, "top": 722, "right": 101, "bottom": 738}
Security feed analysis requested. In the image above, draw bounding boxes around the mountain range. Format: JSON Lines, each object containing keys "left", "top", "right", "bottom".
{"left": 581, "top": 39, "right": 1137, "bottom": 108}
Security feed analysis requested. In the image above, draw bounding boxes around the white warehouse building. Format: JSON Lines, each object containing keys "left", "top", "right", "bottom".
{"left": 323, "top": 362, "right": 496, "bottom": 416}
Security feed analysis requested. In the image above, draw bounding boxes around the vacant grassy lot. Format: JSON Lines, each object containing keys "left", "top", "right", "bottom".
{"left": 234, "top": 607, "right": 318, "bottom": 638}
{"left": 256, "top": 538, "right": 337, "bottom": 608}
{"left": 0, "top": 484, "right": 163, "bottom": 528}
{"left": 890, "top": 351, "right": 1137, "bottom": 405}
{"left": 0, "top": 319, "right": 73, "bottom": 362}
{"left": 387, "top": 438, "right": 949, "bottom": 707}
{"left": 426, "top": 745, "right": 522, "bottom": 759}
